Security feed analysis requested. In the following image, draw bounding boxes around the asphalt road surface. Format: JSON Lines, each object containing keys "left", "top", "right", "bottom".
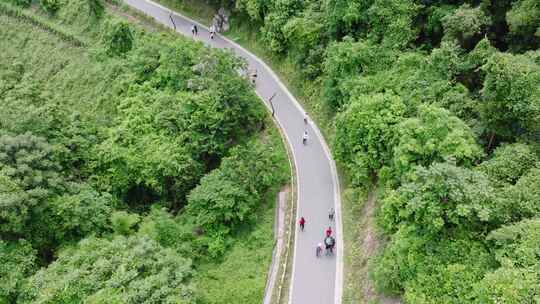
{"left": 122, "top": 1, "right": 343, "bottom": 303}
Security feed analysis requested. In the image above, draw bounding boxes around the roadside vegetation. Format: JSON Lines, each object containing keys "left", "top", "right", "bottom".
{"left": 161, "top": 0, "right": 540, "bottom": 303}
{"left": 0, "top": 0, "right": 289, "bottom": 303}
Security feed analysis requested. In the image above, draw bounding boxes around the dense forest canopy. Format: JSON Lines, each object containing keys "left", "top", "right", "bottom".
{"left": 0, "top": 0, "right": 288, "bottom": 302}
{"left": 196, "top": 0, "right": 539, "bottom": 302}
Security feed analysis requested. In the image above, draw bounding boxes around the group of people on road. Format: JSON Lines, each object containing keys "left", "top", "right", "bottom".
{"left": 299, "top": 207, "right": 336, "bottom": 258}
{"left": 190, "top": 23, "right": 216, "bottom": 39}
{"left": 302, "top": 113, "right": 309, "bottom": 145}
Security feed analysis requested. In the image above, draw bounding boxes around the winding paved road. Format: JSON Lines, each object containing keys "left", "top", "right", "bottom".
{"left": 123, "top": 1, "right": 343, "bottom": 303}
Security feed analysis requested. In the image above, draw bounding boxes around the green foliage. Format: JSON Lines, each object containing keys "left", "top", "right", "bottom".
{"left": 480, "top": 52, "right": 540, "bottom": 138}
{"left": 475, "top": 219, "right": 540, "bottom": 303}
{"left": 325, "top": 0, "right": 369, "bottom": 38}
{"left": 392, "top": 105, "right": 483, "bottom": 178}
{"left": 40, "top": 0, "right": 61, "bottom": 14}
{"left": 479, "top": 143, "right": 538, "bottom": 186}
{"left": 442, "top": 4, "right": 491, "bottom": 49}
{"left": 19, "top": 236, "right": 195, "bottom": 303}
{"left": 1, "top": 3, "right": 288, "bottom": 303}
{"left": 0, "top": 240, "right": 36, "bottom": 302}
{"left": 0, "top": 133, "right": 63, "bottom": 235}
{"left": 379, "top": 162, "right": 493, "bottom": 236}
{"left": 111, "top": 211, "right": 140, "bottom": 235}
{"left": 49, "top": 186, "right": 115, "bottom": 240}
{"left": 87, "top": 0, "right": 104, "bottom": 18}
{"left": 235, "top": 0, "right": 266, "bottom": 22}
{"left": 371, "top": 226, "right": 493, "bottom": 298}
{"left": 138, "top": 207, "right": 195, "bottom": 256}
{"left": 494, "top": 168, "right": 540, "bottom": 224}
{"left": 334, "top": 93, "right": 406, "bottom": 184}
{"left": 365, "top": 0, "right": 420, "bottom": 49}
{"left": 10, "top": 0, "right": 31, "bottom": 7}
{"left": 187, "top": 140, "right": 288, "bottom": 236}
{"left": 506, "top": 0, "right": 540, "bottom": 50}
{"left": 323, "top": 37, "right": 396, "bottom": 108}
{"left": 103, "top": 19, "right": 134, "bottom": 56}
{"left": 260, "top": 0, "right": 304, "bottom": 53}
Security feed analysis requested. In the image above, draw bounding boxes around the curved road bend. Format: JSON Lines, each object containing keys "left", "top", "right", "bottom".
{"left": 123, "top": 1, "right": 343, "bottom": 303}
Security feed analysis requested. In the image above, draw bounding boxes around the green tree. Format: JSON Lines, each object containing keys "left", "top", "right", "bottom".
{"left": 19, "top": 236, "right": 195, "bottom": 303}
{"left": 0, "top": 133, "right": 63, "bottom": 235}
{"left": 186, "top": 141, "right": 287, "bottom": 234}
{"left": 0, "top": 240, "right": 36, "bottom": 303}
{"left": 480, "top": 52, "right": 540, "bottom": 141}
{"left": 493, "top": 168, "right": 540, "bottom": 224}
{"left": 87, "top": 0, "right": 104, "bottom": 18}
{"left": 48, "top": 185, "right": 115, "bottom": 241}
{"left": 334, "top": 92, "right": 406, "bottom": 184}
{"left": 40, "top": 0, "right": 61, "bottom": 14}
{"left": 371, "top": 226, "right": 493, "bottom": 297}
{"left": 506, "top": 0, "right": 540, "bottom": 50}
{"left": 110, "top": 211, "right": 140, "bottom": 235}
{"left": 392, "top": 105, "right": 483, "bottom": 178}
{"left": 478, "top": 143, "right": 538, "bottom": 186}
{"left": 442, "top": 4, "right": 491, "bottom": 49}
{"left": 366, "top": 0, "right": 420, "bottom": 49}
{"left": 325, "top": 0, "right": 369, "bottom": 38}
{"left": 103, "top": 20, "right": 134, "bottom": 56}
{"left": 379, "top": 162, "right": 493, "bottom": 236}
{"left": 323, "top": 37, "right": 396, "bottom": 108}
{"left": 475, "top": 219, "right": 540, "bottom": 303}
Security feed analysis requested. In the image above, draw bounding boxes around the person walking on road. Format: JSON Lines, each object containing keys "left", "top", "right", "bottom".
{"left": 299, "top": 217, "right": 306, "bottom": 231}
{"left": 209, "top": 25, "right": 216, "bottom": 39}
{"left": 251, "top": 69, "right": 258, "bottom": 85}
{"left": 325, "top": 226, "right": 332, "bottom": 237}
{"left": 302, "top": 130, "right": 308, "bottom": 145}
{"left": 191, "top": 24, "right": 198, "bottom": 36}
{"left": 316, "top": 242, "right": 323, "bottom": 258}
{"left": 328, "top": 207, "right": 335, "bottom": 221}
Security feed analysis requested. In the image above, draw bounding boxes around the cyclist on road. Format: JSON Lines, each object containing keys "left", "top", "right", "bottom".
{"left": 302, "top": 130, "right": 308, "bottom": 145}
{"left": 328, "top": 207, "right": 335, "bottom": 221}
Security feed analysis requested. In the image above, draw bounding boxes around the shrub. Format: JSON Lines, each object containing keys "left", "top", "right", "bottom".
{"left": 103, "top": 19, "right": 133, "bottom": 55}
{"left": 40, "top": 0, "right": 61, "bottom": 14}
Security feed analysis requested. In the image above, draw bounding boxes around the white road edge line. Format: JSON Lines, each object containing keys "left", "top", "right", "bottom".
{"left": 123, "top": 1, "right": 343, "bottom": 303}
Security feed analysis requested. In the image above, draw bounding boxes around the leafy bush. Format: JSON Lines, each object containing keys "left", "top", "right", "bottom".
{"left": 334, "top": 92, "right": 406, "bottom": 184}
{"left": 110, "top": 211, "right": 140, "bottom": 235}
{"left": 40, "top": 0, "right": 61, "bottom": 14}
{"left": 0, "top": 133, "right": 64, "bottom": 235}
{"left": 392, "top": 105, "right": 483, "bottom": 178}
{"left": 102, "top": 19, "right": 133, "bottom": 55}
{"left": 87, "top": 0, "right": 104, "bottom": 18}
{"left": 479, "top": 143, "right": 538, "bottom": 186}
{"left": 0, "top": 240, "right": 36, "bottom": 302}
{"left": 19, "top": 236, "right": 196, "bottom": 303}
{"left": 475, "top": 219, "right": 540, "bottom": 302}
{"left": 186, "top": 140, "right": 288, "bottom": 235}
{"left": 379, "top": 162, "right": 493, "bottom": 235}
{"left": 494, "top": 168, "right": 540, "bottom": 224}
{"left": 480, "top": 52, "right": 540, "bottom": 139}
{"left": 442, "top": 4, "right": 491, "bottom": 49}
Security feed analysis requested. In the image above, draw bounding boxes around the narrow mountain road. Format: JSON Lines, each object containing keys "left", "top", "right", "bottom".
{"left": 123, "top": 1, "right": 343, "bottom": 303}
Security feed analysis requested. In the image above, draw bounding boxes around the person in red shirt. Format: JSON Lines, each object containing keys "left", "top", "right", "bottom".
{"left": 325, "top": 226, "right": 332, "bottom": 237}
{"left": 299, "top": 217, "right": 306, "bottom": 231}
